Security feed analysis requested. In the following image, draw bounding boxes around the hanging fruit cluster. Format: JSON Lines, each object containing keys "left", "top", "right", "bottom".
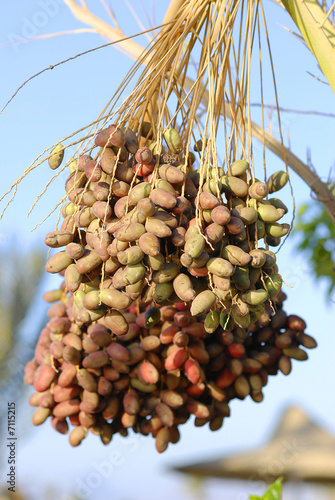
{"left": 26, "top": 283, "right": 315, "bottom": 452}
{"left": 24, "top": 124, "right": 316, "bottom": 452}
{"left": 45, "top": 124, "right": 291, "bottom": 328}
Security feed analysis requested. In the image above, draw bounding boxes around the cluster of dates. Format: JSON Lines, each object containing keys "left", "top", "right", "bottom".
{"left": 45, "top": 123, "right": 291, "bottom": 330}
{"left": 25, "top": 289, "right": 316, "bottom": 452}
{"left": 24, "top": 123, "right": 316, "bottom": 451}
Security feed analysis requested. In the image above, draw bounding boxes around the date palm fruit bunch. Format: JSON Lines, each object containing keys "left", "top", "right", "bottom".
{"left": 44, "top": 124, "right": 291, "bottom": 331}
{"left": 25, "top": 284, "right": 316, "bottom": 452}
{"left": 23, "top": 124, "right": 316, "bottom": 452}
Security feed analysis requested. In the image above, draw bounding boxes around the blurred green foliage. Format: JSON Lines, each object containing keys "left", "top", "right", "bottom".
{"left": 0, "top": 244, "right": 45, "bottom": 371}
{"left": 250, "top": 477, "right": 282, "bottom": 500}
{"left": 0, "top": 242, "right": 46, "bottom": 436}
{"left": 0, "top": 248, "right": 43, "bottom": 357}
{"left": 293, "top": 198, "right": 335, "bottom": 299}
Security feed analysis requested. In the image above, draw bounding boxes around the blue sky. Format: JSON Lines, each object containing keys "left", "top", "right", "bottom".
{"left": 0, "top": 1, "right": 335, "bottom": 499}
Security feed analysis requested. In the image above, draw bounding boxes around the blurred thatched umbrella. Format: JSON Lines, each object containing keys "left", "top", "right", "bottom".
{"left": 0, "top": 492, "right": 25, "bottom": 500}
{"left": 174, "top": 406, "right": 335, "bottom": 484}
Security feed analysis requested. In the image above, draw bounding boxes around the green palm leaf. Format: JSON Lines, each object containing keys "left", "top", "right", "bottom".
{"left": 250, "top": 477, "right": 283, "bottom": 500}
